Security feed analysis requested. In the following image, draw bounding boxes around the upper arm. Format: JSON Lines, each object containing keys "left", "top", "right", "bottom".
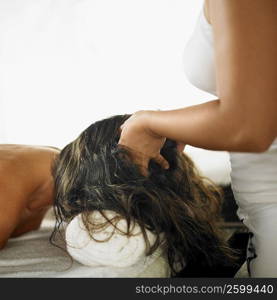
{"left": 0, "top": 178, "right": 27, "bottom": 248}
{"left": 0, "top": 205, "right": 21, "bottom": 249}
{"left": 209, "top": 0, "right": 277, "bottom": 148}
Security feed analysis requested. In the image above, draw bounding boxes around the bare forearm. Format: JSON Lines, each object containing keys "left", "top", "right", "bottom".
{"left": 147, "top": 99, "right": 272, "bottom": 152}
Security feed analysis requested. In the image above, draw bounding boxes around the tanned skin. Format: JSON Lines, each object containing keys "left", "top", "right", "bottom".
{"left": 0, "top": 145, "right": 60, "bottom": 249}
{"left": 119, "top": 0, "right": 277, "bottom": 174}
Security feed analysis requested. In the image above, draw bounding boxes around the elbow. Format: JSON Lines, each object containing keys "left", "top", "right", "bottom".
{"left": 231, "top": 128, "right": 275, "bottom": 153}
{"left": 249, "top": 139, "right": 272, "bottom": 153}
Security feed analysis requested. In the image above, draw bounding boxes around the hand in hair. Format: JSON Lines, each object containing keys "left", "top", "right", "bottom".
{"left": 52, "top": 114, "right": 236, "bottom": 275}
{"left": 118, "top": 111, "right": 169, "bottom": 176}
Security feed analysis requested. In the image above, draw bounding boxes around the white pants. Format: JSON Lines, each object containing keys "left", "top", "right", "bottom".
{"left": 230, "top": 138, "right": 277, "bottom": 277}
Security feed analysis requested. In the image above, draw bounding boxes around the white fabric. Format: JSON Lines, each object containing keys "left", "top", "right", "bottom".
{"left": 184, "top": 9, "right": 217, "bottom": 96}
{"left": 65, "top": 210, "right": 165, "bottom": 268}
{"left": 184, "top": 7, "right": 277, "bottom": 277}
{"left": 0, "top": 220, "right": 170, "bottom": 278}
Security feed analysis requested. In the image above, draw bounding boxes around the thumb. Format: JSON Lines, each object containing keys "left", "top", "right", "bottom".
{"left": 152, "top": 154, "right": 170, "bottom": 170}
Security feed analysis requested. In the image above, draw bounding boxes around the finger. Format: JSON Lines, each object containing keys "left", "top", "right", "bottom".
{"left": 153, "top": 154, "right": 169, "bottom": 170}
{"left": 133, "top": 158, "right": 149, "bottom": 177}
{"left": 126, "top": 149, "right": 150, "bottom": 177}
{"left": 139, "top": 165, "right": 149, "bottom": 177}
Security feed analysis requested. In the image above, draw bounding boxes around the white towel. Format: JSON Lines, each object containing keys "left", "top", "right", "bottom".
{"left": 65, "top": 210, "right": 162, "bottom": 268}
{"left": 0, "top": 221, "right": 171, "bottom": 277}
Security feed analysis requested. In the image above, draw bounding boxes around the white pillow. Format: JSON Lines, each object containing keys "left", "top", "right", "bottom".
{"left": 65, "top": 210, "right": 162, "bottom": 268}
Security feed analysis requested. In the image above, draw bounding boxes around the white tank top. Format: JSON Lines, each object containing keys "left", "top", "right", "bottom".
{"left": 183, "top": 7, "right": 277, "bottom": 221}
{"left": 183, "top": 8, "right": 216, "bottom": 96}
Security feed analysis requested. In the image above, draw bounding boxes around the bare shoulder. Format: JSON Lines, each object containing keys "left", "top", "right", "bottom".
{"left": 0, "top": 144, "right": 60, "bottom": 158}
{"left": 0, "top": 144, "right": 59, "bottom": 172}
{"left": 0, "top": 144, "right": 60, "bottom": 202}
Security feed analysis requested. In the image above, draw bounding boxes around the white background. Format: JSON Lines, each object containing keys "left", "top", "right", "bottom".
{"left": 0, "top": 0, "right": 231, "bottom": 183}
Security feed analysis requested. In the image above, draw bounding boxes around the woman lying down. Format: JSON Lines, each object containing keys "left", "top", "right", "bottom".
{"left": 0, "top": 115, "right": 235, "bottom": 277}
{"left": 50, "top": 114, "right": 236, "bottom": 277}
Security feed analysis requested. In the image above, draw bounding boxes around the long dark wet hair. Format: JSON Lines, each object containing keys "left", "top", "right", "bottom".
{"left": 51, "top": 114, "right": 235, "bottom": 275}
